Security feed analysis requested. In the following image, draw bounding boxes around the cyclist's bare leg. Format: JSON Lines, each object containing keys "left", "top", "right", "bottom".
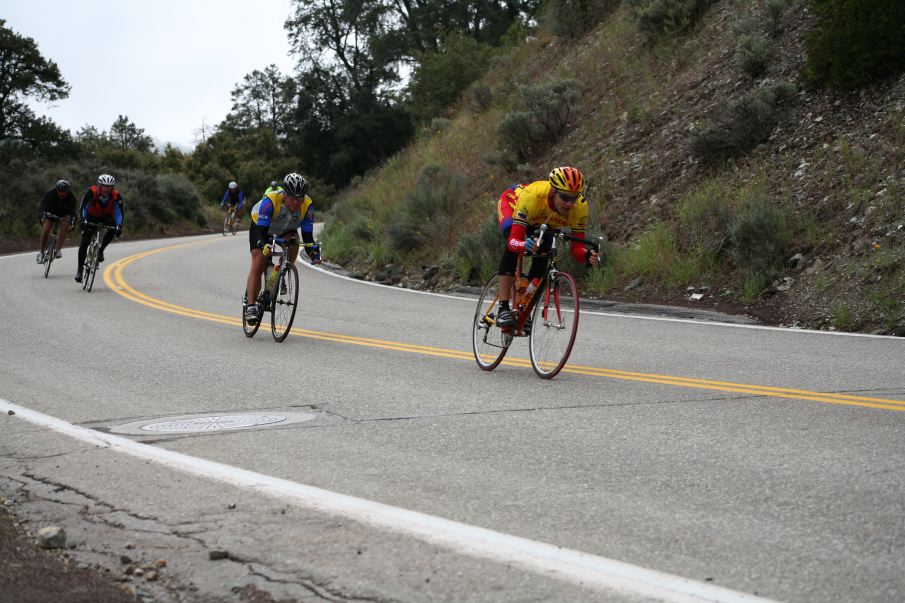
{"left": 38, "top": 219, "right": 53, "bottom": 254}
{"left": 498, "top": 274, "right": 514, "bottom": 304}
{"left": 57, "top": 219, "right": 71, "bottom": 248}
{"left": 246, "top": 248, "right": 269, "bottom": 303}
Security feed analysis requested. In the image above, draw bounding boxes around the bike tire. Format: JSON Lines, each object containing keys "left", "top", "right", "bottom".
{"left": 271, "top": 263, "right": 299, "bottom": 342}
{"left": 472, "top": 272, "right": 512, "bottom": 371}
{"left": 222, "top": 214, "right": 230, "bottom": 236}
{"left": 86, "top": 257, "right": 98, "bottom": 292}
{"left": 528, "top": 272, "right": 579, "bottom": 379}
{"left": 43, "top": 234, "right": 56, "bottom": 278}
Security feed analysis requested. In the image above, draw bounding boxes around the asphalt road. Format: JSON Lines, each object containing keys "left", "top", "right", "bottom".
{"left": 1, "top": 234, "right": 904, "bottom": 602}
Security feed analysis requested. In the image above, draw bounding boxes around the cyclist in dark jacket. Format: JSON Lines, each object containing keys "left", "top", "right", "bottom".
{"left": 75, "top": 174, "right": 124, "bottom": 283}
{"left": 36, "top": 179, "right": 77, "bottom": 263}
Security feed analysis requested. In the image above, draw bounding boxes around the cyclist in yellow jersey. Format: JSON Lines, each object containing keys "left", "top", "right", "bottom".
{"left": 495, "top": 166, "right": 601, "bottom": 328}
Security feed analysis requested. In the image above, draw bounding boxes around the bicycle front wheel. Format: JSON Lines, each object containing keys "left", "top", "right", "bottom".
{"left": 529, "top": 272, "right": 579, "bottom": 379}
{"left": 472, "top": 272, "right": 512, "bottom": 371}
{"left": 271, "top": 263, "right": 299, "bottom": 342}
{"left": 222, "top": 214, "right": 230, "bottom": 236}
{"left": 43, "top": 235, "right": 56, "bottom": 278}
{"left": 85, "top": 257, "right": 98, "bottom": 292}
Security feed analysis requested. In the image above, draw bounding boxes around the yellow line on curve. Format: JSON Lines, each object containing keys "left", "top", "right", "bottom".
{"left": 103, "top": 240, "right": 905, "bottom": 412}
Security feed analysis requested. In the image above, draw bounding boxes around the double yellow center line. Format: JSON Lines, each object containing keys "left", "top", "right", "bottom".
{"left": 105, "top": 239, "right": 905, "bottom": 412}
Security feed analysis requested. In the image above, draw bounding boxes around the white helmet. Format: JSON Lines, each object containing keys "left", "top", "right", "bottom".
{"left": 97, "top": 174, "right": 116, "bottom": 186}
{"left": 282, "top": 173, "right": 308, "bottom": 197}
{"left": 228, "top": 181, "right": 238, "bottom": 190}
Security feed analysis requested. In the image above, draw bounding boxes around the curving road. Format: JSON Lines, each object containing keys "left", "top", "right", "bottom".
{"left": 1, "top": 234, "right": 904, "bottom": 602}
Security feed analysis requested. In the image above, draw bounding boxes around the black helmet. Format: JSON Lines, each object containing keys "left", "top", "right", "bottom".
{"left": 55, "top": 179, "right": 70, "bottom": 192}
{"left": 282, "top": 173, "right": 309, "bottom": 198}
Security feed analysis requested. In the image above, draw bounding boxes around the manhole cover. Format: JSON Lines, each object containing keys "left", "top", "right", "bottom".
{"left": 107, "top": 412, "right": 318, "bottom": 436}
{"left": 141, "top": 415, "right": 288, "bottom": 433}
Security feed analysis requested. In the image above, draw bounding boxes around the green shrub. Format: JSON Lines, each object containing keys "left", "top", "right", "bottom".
{"left": 734, "top": 33, "right": 773, "bottom": 77}
{"left": 689, "top": 82, "right": 796, "bottom": 165}
{"left": 828, "top": 299, "right": 859, "bottom": 331}
{"left": 741, "top": 271, "right": 769, "bottom": 301}
{"left": 409, "top": 34, "right": 496, "bottom": 123}
{"left": 676, "top": 180, "right": 733, "bottom": 256}
{"left": 548, "top": 0, "right": 621, "bottom": 39}
{"left": 805, "top": 0, "right": 905, "bottom": 90}
{"left": 455, "top": 216, "right": 502, "bottom": 283}
{"left": 765, "top": 0, "right": 790, "bottom": 34}
{"left": 729, "top": 190, "right": 789, "bottom": 275}
{"left": 387, "top": 165, "right": 467, "bottom": 254}
{"left": 468, "top": 84, "right": 493, "bottom": 113}
{"left": 630, "top": 0, "right": 718, "bottom": 39}
{"left": 497, "top": 79, "right": 581, "bottom": 161}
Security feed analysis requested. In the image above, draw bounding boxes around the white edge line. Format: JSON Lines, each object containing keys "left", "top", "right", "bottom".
{"left": 293, "top": 253, "right": 903, "bottom": 341}
{"left": 1, "top": 398, "right": 775, "bottom": 603}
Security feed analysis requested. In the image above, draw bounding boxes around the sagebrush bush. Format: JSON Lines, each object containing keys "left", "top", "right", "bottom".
{"left": 454, "top": 216, "right": 502, "bottom": 283}
{"left": 734, "top": 33, "right": 773, "bottom": 77}
{"left": 629, "top": 0, "right": 718, "bottom": 39}
{"left": 676, "top": 181, "right": 733, "bottom": 256}
{"left": 689, "top": 82, "right": 796, "bottom": 164}
{"left": 805, "top": 0, "right": 905, "bottom": 90}
{"left": 729, "top": 191, "right": 789, "bottom": 275}
{"left": 468, "top": 84, "right": 493, "bottom": 113}
{"left": 497, "top": 79, "right": 581, "bottom": 161}
{"left": 387, "top": 165, "right": 467, "bottom": 254}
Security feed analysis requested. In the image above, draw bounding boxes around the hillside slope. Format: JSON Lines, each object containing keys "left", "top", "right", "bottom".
{"left": 328, "top": 0, "right": 905, "bottom": 335}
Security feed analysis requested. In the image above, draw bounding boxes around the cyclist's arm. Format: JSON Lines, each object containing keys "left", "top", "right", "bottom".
{"left": 506, "top": 222, "right": 531, "bottom": 254}
{"left": 568, "top": 231, "right": 590, "bottom": 264}
{"left": 114, "top": 198, "right": 124, "bottom": 226}
{"left": 237, "top": 191, "right": 245, "bottom": 210}
{"left": 79, "top": 191, "right": 91, "bottom": 223}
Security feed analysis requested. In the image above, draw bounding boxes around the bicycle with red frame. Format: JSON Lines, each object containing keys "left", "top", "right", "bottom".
{"left": 472, "top": 224, "right": 600, "bottom": 379}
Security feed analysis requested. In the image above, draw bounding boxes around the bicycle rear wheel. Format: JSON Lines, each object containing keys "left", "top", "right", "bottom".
{"left": 529, "top": 272, "right": 579, "bottom": 379}
{"left": 43, "top": 234, "right": 56, "bottom": 278}
{"left": 472, "top": 272, "right": 512, "bottom": 371}
{"left": 271, "top": 263, "right": 299, "bottom": 342}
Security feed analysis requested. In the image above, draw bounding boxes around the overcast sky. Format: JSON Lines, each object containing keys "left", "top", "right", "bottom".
{"left": 5, "top": 0, "right": 296, "bottom": 150}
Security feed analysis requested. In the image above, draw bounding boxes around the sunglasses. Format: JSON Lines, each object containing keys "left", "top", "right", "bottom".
{"left": 557, "top": 192, "right": 579, "bottom": 203}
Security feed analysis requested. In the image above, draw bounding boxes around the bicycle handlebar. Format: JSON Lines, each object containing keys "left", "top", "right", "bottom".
{"left": 524, "top": 225, "right": 602, "bottom": 256}
{"left": 42, "top": 212, "right": 74, "bottom": 224}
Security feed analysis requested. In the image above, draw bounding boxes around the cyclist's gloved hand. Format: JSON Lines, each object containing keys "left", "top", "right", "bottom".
{"left": 309, "top": 244, "right": 322, "bottom": 265}
{"left": 262, "top": 243, "right": 273, "bottom": 256}
{"left": 81, "top": 219, "right": 89, "bottom": 229}
{"left": 114, "top": 225, "right": 123, "bottom": 238}
{"left": 523, "top": 237, "right": 536, "bottom": 254}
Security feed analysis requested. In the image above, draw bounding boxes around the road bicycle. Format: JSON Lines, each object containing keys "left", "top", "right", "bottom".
{"left": 38, "top": 212, "right": 71, "bottom": 279}
{"left": 472, "top": 225, "right": 600, "bottom": 379}
{"left": 81, "top": 223, "right": 114, "bottom": 293}
{"left": 242, "top": 236, "right": 320, "bottom": 342}
{"left": 222, "top": 206, "right": 240, "bottom": 236}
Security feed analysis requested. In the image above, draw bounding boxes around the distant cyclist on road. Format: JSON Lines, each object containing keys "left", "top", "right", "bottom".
{"left": 494, "top": 166, "right": 601, "bottom": 328}
{"left": 220, "top": 181, "right": 245, "bottom": 217}
{"left": 264, "top": 180, "right": 283, "bottom": 195}
{"left": 36, "top": 179, "right": 77, "bottom": 263}
{"left": 75, "top": 174, "right": 124, "bottom": 283}
{"left": 243, "top": 173, "right": 320, "bottom": 325}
